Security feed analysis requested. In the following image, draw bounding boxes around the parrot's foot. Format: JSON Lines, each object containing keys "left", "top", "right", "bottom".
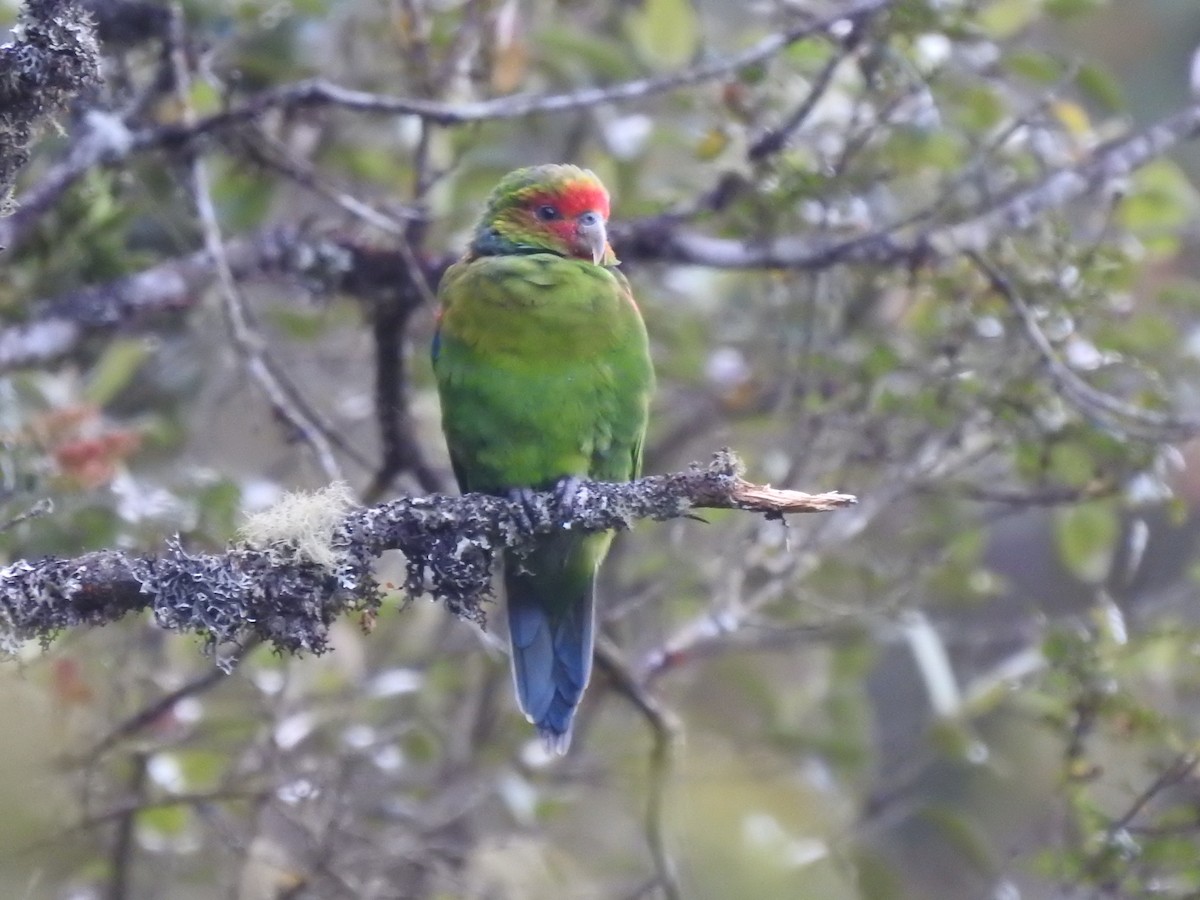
{"left": 506, "top": 476, "right": 583, "bottom": 534}
{"left": 507, "top": 486, "right": 550, "bottom": 534}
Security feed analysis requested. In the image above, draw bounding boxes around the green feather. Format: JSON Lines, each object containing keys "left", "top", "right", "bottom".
{"left": 436, "top": 253, "right": 649, "bottom": 488}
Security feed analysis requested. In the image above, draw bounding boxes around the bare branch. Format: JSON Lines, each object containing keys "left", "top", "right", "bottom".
{"left": 157, "top": 0, "right": 892, "bottom": 130}
{"left": 747, "top": 39, "right": 854, "bottom": 163}
{"left": 617, "top": 100, "right": 1200, "bottom": 270}
{"left": 106, "top": 750, "right": 147, "bottom": 900}
{"left": 0, "top": 0, "right": 889, "bottom": 251}
{"left": 0, "top": 108, "right": 135, "bottom": 251}
{"left": 0, "top": 451, "right": 856, "bottom": 653}
{"left": 0, "top": 497, "right": 53, "bottom": 532}
{"left": 170, "top": 8, "right": 343, "bottom": 483}
{"left": 725, "top": 480, "right": 857, "bottom": 514}
{"left": 1107, "top": 753, "right": 1199, "bottom": 837}
{"left": 10, "top": 96, "right": 1200, "bottom": 372}
{"left": 968, "top": 251, "right": 1200, "bottom": 441}
{"left": 595, "top": 639, "right": 681, "bottom": 900}
{"left": 88, "top": 643, "right": 257, "bottom": 758}
{"left": 0, "top": 228, "right": 442, "bottom": 372}
{"left": 364, "top": 289, "right": 447, "bottom": 499}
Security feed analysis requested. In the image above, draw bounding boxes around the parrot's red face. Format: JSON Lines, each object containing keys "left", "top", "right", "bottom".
{"left": 515, "top": 182, "right": 611, "bottom": 264}
{"left": 474, "top": 166, "right": 618, "bottom": 266}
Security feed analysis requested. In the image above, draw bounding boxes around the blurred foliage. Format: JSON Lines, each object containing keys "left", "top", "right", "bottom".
{"left": 3, "top": 0, "right": 1200, "bottom": 897}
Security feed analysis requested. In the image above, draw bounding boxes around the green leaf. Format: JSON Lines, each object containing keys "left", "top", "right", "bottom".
{"left": 978, "top": 0, "right": 1040, "bottom": 38}
{"left": 1055, "top": 502, "right": 1118, "bottom": 583}
{"left": 1047, "top": 441, "right": 1097, "bottom": 487}
{"left": 176, "top": 749, "right": 225, "bottom": 791}
{"left": 1118, "top": 160, "right": 1199, "bottom": 238}
{"left": 881, "top": 129, "right": 965, "bottom": 171}
{"left": 266, "top": 307, "right": 329, "bottom": 341}
{"left": 137, "top": 803, "right": 190, "bottom": 838}
{"left": 84, "top": 338, "right": 155, "bottom": 407}
{"left": 1156, "top": 279, "right": 1200, "bottom": 313}
{"left": 954, "top": 84, "right": 1006, "bottom": 132}
{"left": 625, "top": 0, "right": 700, "bottom": 70}
{"left": 784, "top": 39, "right": 832, "bottom": 71}
{"left": 1045, "top": 0, "right": 1108, "bottom": 18}
{"left": 213, "top": 156, "right": 275, "bottom": 231}
{"left": 536, "top": 29, "right": 640, "bottom": 81}
{"left": 1075, "top": 63, "right": 1124, "bottom": 112}
{"left": 188, "top": 80, "right": 222, "bottom": 117}
{"left": 1005, "top": 50, "right": 1067, "bottom": 84}
{"left": 195, "top": 479, "right": 243, "bottom": 540}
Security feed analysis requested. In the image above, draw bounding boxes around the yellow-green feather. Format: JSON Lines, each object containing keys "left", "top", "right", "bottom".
{"left": 436, "top": 253, "right": 649, "bottom": 489}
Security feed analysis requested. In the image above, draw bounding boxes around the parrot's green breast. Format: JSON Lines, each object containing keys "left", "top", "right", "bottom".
{"left": 434, "top": 251, "right": 653, "bottom": 493}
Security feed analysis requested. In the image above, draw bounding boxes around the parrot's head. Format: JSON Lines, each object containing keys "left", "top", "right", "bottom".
{"left": 470, "top": 164, "right": 619, "bottom": 266}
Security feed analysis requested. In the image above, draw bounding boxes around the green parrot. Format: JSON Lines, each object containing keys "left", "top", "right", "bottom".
{"left": 432, "top": 164, "right": 654, "bottom": 753}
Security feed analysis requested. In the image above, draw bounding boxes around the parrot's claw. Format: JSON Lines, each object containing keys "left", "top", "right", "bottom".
{"left": 553, "top": 476, "right": 583, "bottom": 519}
{"left": 507, "top": 487, "right": 547, "bottom": 534}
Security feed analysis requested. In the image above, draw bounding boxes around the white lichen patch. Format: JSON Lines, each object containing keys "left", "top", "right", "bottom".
{"left": 239, "top": 481, "right": 358, "bottom": 569}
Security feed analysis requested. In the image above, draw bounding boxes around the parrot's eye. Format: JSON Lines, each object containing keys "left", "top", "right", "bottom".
{"left": 578, "top": 211, "right": 600, "bottom": 227}
{"left": 535, "top": 205, "right": 560, "bottom": 221}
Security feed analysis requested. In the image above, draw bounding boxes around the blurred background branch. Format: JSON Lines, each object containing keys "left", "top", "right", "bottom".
{"left": 0, "top": 0, "right": 100, "bottom": 214}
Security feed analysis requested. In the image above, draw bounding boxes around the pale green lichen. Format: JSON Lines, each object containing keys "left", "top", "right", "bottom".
{"left": 239, "top": 481, "right": 358, "bottom": 570}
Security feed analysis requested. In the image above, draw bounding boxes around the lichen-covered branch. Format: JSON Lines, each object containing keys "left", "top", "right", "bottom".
{"left": 0, "top": 451, "right": 855, "bottom": 653}
{"left": 0, "top": 0, "right": 101, "bottom": 214}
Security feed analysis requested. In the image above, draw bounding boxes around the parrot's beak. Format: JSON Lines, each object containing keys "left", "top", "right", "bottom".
{"left": 577, "top": 215, "right": 608, "bottom": 265}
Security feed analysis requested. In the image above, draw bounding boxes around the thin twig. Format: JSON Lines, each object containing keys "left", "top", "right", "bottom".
{"left": 968, "top": 251, "right": 1200, "bottom": 441}
{"left": 847, "top": 64, "right": 1081, "bottom": 241}
{"left": 106, "top": 751, "right": 147, "bottom": 900}
{"left": 1078, "top": 752, "right": 1200, "bottom": 888}
{"left": 72, "top": 789, "right": 268, "bottom": 835}
{"left": 237, "top": 130, "right": 439, "bottom": 310}
{"left": 234, "top": 128, "right": 425, "bottom": 227}
{"left": 596, "top": 639, "right": 681, "bottom": 900}
{"left": 618, "top": 99, "right": 1200, "bottom": 270}
{"left": 233, "top": 132, "right": 444, "bottom": 496}
{"left": 0, "top": 497, "right": 53, "bottom": 532}
{"left": 919, "top": 479, "right": 1119, "bottom": 507}
{"left": 0, "top": 110, "right": 136, "bottom": 251}
{"left": 169, "top": 9, "right": 344, "bottom": 482}
{"left": 1107, "top": 753, "right": 1199, "bottom": 837}
{"left": 88, "top": 646, "right": 254, "bottom": 758}
{"left": 748, "top": 41, "right": 854, "bottom": 162}
{"left": 232, "top": 129, "right": 445, "bottom": 494}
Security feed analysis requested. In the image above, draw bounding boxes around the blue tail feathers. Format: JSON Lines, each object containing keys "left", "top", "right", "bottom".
{"left": 504, "top": 541, "right": 596, "bottom": 754}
